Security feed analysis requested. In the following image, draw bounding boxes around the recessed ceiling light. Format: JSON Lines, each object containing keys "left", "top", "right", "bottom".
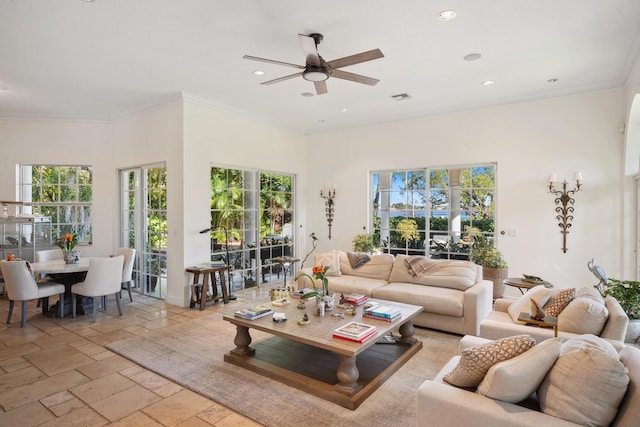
{"left": 547, "top": 78, "right": 559, "bottom": 83}
{"left": 482, "top": 80, "right": 496, "bottom": 86}
{"left": 464, "top": 53, "right": 482, "bottom": 61}
{"left": 301, "top": 92, "right": 314, "bottom": 97}
{"left": 318, "top": 119, "right": 325, "bottom": 123}
{"left": 438, "top": 10, "right": 457, "bottom": 21}
{"left": 253, "top": 70, "right": 264, "bottom": 76}
{"left": 340, "top": 108, "right": 348, "bottom": 113}
{"left": 80, "top": 0, "right": 95, "bottom": 2}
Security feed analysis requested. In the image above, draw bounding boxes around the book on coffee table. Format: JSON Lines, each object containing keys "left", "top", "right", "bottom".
{"left": 332, "top": 321, "right": 377, "bottom": 342}
{"left": 234, "top": 304, "right": 274, "bottom": 320}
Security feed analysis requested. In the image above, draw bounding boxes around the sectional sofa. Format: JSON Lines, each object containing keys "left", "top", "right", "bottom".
{"left": 296, "top": 251, "right": 493, "bottom": 336}
{"left": 417, "top": 334, "right": 639, "bottom": 426}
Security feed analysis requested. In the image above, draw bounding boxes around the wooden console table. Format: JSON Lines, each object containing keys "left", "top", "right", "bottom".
{"left": 186, "top": 265, "right": 231, "bottom": 310}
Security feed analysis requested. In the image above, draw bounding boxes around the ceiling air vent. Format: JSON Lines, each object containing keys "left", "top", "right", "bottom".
{"left": 391, "top": 93, "right": 411, "bottom": 101}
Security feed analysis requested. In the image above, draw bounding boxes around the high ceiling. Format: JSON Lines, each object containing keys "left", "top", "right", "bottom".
{"left": 1, "top": 0, "right": 640, "bottom": 134}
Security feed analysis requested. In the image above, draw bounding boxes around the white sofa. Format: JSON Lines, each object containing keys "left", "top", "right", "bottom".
{"left": 296, "top": 251, "right": 493, "bottom": 336}
{"left": 480, "top": 291, "right": 629, "bottom": 345}
{"left": 417, "top": 335, "right": 639, "bottom": 427}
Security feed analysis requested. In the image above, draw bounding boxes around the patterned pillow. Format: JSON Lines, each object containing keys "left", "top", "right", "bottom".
{"left": 543, "top": 288, "right": 576, "bottom": 317}
{"left": 314, "top": 251, "right": 342, "bottom": 277}
{"left": 443, "top": 335, "right": 536, "bottom": 388}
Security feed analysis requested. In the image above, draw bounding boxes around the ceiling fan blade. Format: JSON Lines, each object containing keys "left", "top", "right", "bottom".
{"left": 243, "top": 55, "right": 304, "bottom": 69}
{"left": 298, "top": 34, "right": 321, "bottom": 66}
{"left": 314, "top": 81, "right": 328, "bottom": 95}
{"left": 326, "top": 49, "right": 384, "bottom": 69}
{"left": 330, "top": 69, "right": 379, "bottom": 86}
{"left": 261, "top": 72, "right": 303, "bottom": 85}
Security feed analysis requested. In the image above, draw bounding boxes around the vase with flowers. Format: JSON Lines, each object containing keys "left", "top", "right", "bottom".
{"left": 56, "top": 233, "right": 79, "bottom": 264}
{"left": 295, "top": 265, "right": 335, "bottom": 313}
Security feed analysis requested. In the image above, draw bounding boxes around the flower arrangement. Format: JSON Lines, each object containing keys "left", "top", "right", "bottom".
{"left": 295, "top": 265, "right": 330, "bottom": 298}
{"left": 56, "top": 233, "right": 78, "bottom": 252}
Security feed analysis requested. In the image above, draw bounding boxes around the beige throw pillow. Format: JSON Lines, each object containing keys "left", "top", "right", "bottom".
{"left": 537, "top": 346, "right": 629, "bottom": 426}
{"left": 543, "top": 288, "right": 575, "bottom": 317}
{"left": 477, "top": 337, "right": 562, "bottom": 403}
{"left": 507, "top": 286, "right": 554, "bottom": 323}
{"left": 314, "top": 251, "right": 341, "bottom": 277}
{"left": 443, "top": 335, "right": 536, "bottom": 389}
{"left": 557, "top": 297, "right": 608, "bottom": 335}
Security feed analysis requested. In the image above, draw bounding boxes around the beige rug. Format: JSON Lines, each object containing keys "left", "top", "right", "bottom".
{"left": 107, "top": 317, "right": 460, "bottom": 427}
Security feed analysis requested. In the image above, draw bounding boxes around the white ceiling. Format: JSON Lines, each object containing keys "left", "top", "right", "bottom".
{"left": 1, "top": 0, "right": 640, "bottom": 134}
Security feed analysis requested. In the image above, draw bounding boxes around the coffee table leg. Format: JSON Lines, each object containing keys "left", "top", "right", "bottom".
{"left": 230, "top": 325, "right": 255, "bottom": 357}
{"left": 398, "top": 321, "right": 417, "bottom": 345}
{"left": 334, "top": 355, "right": 362, "bottom": 395}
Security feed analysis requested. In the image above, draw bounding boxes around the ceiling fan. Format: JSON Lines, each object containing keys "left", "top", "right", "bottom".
{"left": 243, "top": 33, "right": 384, "bottom": 95}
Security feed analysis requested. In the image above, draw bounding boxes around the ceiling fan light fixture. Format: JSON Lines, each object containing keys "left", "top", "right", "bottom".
{"left": 303, "top": 66, "right": 329, "bottom": 82}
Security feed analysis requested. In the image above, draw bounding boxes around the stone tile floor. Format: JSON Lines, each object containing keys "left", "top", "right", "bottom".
{"left": 0, "top": 286, "right": 269, "bottom": 426}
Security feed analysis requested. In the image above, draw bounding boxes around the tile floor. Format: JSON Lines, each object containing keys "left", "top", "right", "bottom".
{"left": 0, "top": 285, "right": 269, "bottom": 426}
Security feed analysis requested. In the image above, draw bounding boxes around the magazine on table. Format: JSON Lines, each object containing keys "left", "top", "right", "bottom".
{"left": 333, "top": 321, "right": 377, "bottom": 340}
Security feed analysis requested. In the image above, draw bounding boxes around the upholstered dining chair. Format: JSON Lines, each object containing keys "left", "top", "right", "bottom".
{"left": 117, "top": 248, "right": 136, "bottom": 302}
{"left": 35, "top": 248, "right": 64, "bottom": 282}
{"left": 71, "top": 255, "right": 124, "bottom": 322}
{"left": 0, "top": 260, "right": 65, "bottom": 327}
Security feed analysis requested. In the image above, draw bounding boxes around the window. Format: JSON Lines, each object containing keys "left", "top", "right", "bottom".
{"left": 209, "top": 167, "right": 295, "bottom": 291}
{"left": 20, "top": 165, "right": 93, "bottom": 243}
{"left": 371, "top": 164, "right": 496, "bottom": 259}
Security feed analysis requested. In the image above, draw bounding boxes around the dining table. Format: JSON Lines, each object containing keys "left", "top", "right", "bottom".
{"left": 31, "top": 258, "right": 92, "bottom": 317}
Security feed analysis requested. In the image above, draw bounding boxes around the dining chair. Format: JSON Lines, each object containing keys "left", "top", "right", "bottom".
{"left": 117, "top": 247, "right": 136, "bottom": 302}
{"left": 0, "top": 260, "right": 65, "bottom": 327}
{"left": 35, "top": 248, "right": 64, "bottom": 282}
{"left": 71, "top": 255, "right": 124, "bottom": 322}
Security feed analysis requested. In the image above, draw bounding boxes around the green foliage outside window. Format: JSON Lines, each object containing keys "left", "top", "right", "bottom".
{"left": 23, "top": 165, "right": 93, "bottom": 244}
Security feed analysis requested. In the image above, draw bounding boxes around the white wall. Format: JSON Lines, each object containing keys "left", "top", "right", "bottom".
{"left": 180, "top": 98, "right": 307, "bottom": 306}
{"left": 0, "top": 118, "right": 113, "bottom": 258}
{"left": 306, "top": 89, "right": 626, "bottom": 296}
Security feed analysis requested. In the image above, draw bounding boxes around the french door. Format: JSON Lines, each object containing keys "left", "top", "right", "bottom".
{"left": 119, "top": 164, "right": 168, "bottom": 299}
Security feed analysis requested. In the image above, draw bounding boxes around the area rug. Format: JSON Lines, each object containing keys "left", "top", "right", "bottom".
{"left": 107, "top": 317, "right": 460, "bottom": 427}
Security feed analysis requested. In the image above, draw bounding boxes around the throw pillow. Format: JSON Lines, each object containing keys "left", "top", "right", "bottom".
{"left": 561, "top": 334, "right": 618, "bottom": 359}
{"left": 477, "top": 337, "right": 562, "bottom": 403}
{"left": 542, "top": 288, "right": 576, "bottom": 317}
{"left": 314, "top": 251, "right": 341, "bottom": 277}
{"left": 575, "top": 286, "right": 605, "bottom": 304}
{"left": 557, "top": 297, "right": 609, "bottom": 336}
{"left": 443, "top": 335, "right": 536, "bottom": 389}
{"left": 507, "top": 286, "right": 554, "bottom": 323}
{"left": 537, "top": 347, "right": 629, "bottom": 426}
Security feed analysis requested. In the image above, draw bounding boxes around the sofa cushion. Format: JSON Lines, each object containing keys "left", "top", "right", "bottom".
{"left": 338, "top": 251, "right": 394, "bottom": 281}
{"left": 560, "top": 333, "right": 618, "bottom": 358}
{"left": 315, "top": 251, "right": 341, "bottom": 277}
{"left": 443, "top": 335, "right": 536, "bottom": 388}
{"left": 326, "top": 275, "right": 388, "bottom": 297}
{"left": 389, "top": 255, "right": 479, "bottom": 291}
{"left": 507, "top": 286, "right": 554, "bottom": 323}
{"left": 373, "top": 282, "right": 464, "bottom": 317}
{"left": 558, "top": 296, "right": 608, "bottom": 336}
{"left": 543, "top": 288, "right": 576, "bottom": 317}
{"left": 477, "top": 337, "right": 562, "bottom": 403}
{"left": 575, "top": 286, "right": 605, "bottom": 304}
{"left": 537, "top": 344, "right": 629, "bottom": 427}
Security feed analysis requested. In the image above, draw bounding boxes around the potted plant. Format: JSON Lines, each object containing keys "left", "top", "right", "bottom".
{"left": 352, "top": 233, "right": 378, "bottom": 253}
{"left": 466, "top": 226, "right": 509, "bottom": 299}
{"left": 601, "top": 278, "right": 640, "bottom": 343}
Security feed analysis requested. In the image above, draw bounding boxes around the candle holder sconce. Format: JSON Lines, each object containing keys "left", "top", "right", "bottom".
{"left": 320, "top": 187, "right": 336, "bottom": 239}
{"left": 548, "top": 172, "right": 583, "bottom": 253}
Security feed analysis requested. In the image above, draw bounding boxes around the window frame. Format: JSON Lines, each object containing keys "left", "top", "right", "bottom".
{"left": 19, "top": 164, "right": 93, "bottom": 244}
{"left": 370, "top": 163, "right": 497, "bottom": 259}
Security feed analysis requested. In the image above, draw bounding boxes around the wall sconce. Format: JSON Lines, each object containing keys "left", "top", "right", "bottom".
{"left": 320, "top": 186, "right": 336, "bottom": 239}
{"left": 548, "top": 172, "right": 583, "bottom": 253}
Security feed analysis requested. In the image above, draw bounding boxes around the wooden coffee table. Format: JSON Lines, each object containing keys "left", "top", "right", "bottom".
{"left": 223, "top": 298, "right": 423, "bottom": 409}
